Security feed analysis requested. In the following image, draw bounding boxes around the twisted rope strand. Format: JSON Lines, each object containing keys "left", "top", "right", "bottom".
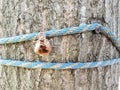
{"left": 0, "top": 23, "right": 119, "bottom": 50}
{"left": 0, "top": 58, "right": 119, "bottom": 69}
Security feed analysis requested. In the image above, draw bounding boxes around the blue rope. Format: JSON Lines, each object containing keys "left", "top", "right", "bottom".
{"left": 0, "top": 58, "right": 119, "bottom": 69}
{"left": 0, "top": 23, "right": 119, "bottom": 49}
{"left": 0, "top": 23, "right": 120, "bottom": 69}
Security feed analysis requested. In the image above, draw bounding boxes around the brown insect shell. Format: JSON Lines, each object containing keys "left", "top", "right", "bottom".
{"left": 34, "top": 38, "right": 51, "bottom": 57}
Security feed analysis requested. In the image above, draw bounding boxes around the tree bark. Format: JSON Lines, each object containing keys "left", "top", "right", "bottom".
{"left": 0, "top": 0, "right": 120, "bottom": 90}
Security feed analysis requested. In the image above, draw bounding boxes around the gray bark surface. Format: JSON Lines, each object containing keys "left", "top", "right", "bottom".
{"left": 0, "top": 0, "right": 120, "bottom": 90}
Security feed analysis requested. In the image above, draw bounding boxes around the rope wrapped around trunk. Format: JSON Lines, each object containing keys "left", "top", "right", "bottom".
{"left": 0, "top": 23, "right": 119, "bottom": 69}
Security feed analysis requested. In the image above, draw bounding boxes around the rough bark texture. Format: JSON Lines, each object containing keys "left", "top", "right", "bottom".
{"left": 0, "top": 0, "right": 120, "bottom": 90}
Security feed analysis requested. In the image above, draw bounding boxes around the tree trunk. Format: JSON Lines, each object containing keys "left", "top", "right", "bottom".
{"left": 0, "top": 0, "right": 120, "bottom": 90}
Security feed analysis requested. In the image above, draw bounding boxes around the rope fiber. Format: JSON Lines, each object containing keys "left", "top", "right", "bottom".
{"left": 0, "top": 58, "right": 119, "bottom": 69}
{"left": 0, "top": 23, "right": 120, "bottom": 69}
